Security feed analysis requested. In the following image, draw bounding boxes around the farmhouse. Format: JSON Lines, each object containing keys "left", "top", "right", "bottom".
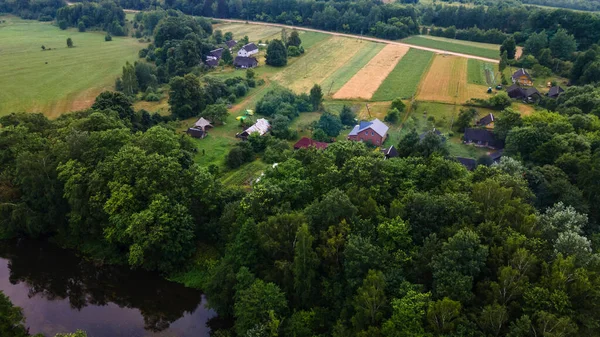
{"left": 238, "top": 43, "right": 259, "bottom": 57}
{"left": 237, "top": 118, "right": 270, "bottom": 140}
{"left": 512, "top": 68, "right": 533, "bottom": 86}
{"left": 381, "top": 145, "right": 399, "bottom": 159}
{"left": 348, "top": 118, "right": 389, "bottom": 145}
{"left": 476, "top": 113, "right": 495, "bottom": 128}
{"left": 294, "top": 137, "right": 329, "bottom": 150}
{"left": 456, "top": 157, "right": 477, "bottom": 171}
{"left": 234, "top": 56, "right": 258, "bottom": 69}
{"left": 547, "top": 86, "right": 564, "bottom": 99}
{"left": 507, "top": 84, "right": 541, "bottom": 102}
{"left": 463, "top": 128, "right": 501, "bottom": 149}
{"left": 205, "top": 58, "right": 219, "bottom": 67}
{"left": 208, "top": 48, "right": 223, "bottom": 60}
{"left": 225, "top": 40, "right": 237, "bottom": 50}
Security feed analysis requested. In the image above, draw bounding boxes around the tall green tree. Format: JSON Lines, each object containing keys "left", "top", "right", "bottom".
{"left": 121, "top": 61, "right": 139, "bottom": 95}
{"left": 550, "top": 29, "right": 577, "bottom": 60}
{"left": 309, "top": 84, "right": 323, "bottom": 111}
{"left": 221, "top": 48, "right": 233, "bottom": 65}
{"left": 293, "top": 224, "right": 319, "bottom": 308}
{"left": 266, "top": 39, "right": 288, "bottom": 67}
{"left": 169, "top": 74, "right": 205, "bottom": 119}
{"left": 340, "top": 105, "right": 356, "bottom": 126}
{"left": 288, "top": 29, "right": 302, "bottom": 47}
{"left": 351, "top": 270, "right": 387, "bottom": 331}
{"left": 234, "top": 279, "right": 288, "bottom": 335}
{"left": 500, "top": 36, "right": 517, "bottom": 59}
{"left": 317, "top": 112, "right": 342, "bottom": 137}
{"left": 382, "top": 290, "right": 431, "bottom": 337}
{"left": 66, "top": 37, "right": 73, "bottom": 47}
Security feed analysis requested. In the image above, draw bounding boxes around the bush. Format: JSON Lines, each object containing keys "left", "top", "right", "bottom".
{"left": 235, "top": 83, "right": 248, "bottom": 98}
{"left": 385, "top": 108, "right": 400, "bottom": 124}
{"left": 288, "top": 46, "right": 301, "bottom": 57}
{"left": 78, "top": 21, "right": 86, "bottom": 32}
{"left": 226, "top": 143, "right": 255, "bottom": 169}
{"left": 58, "top": 20, "right": 68, "bottom": 30}
{"left": 144, "top": 93, "right": 160, "bottom": 101}
{"left": 105, "top": 34, "right": 113, "bottom": 41}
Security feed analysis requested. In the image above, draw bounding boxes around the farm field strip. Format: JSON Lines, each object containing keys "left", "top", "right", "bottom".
{"left": 321, "top": 42, "right": 385, "bottom": 95}
{"left": 333, "top": 44, "right": 409, "bottom": 100}
{"left": 467, "top": 59, "right": 487, "bottom": 85}
{"left": 0, "top": 16, "right": 145, "bottom": 117}
{"left": 416, "top": 35, "right": 503, "bottom": 51}
{"left": 371, "top": 48, "right": 434, "bottom": 101}
{"left": 272, "top": 36, "right": 369, "bottom": 93}
{"left": 402, "top": 36, "right": 500, "bottom": 60}
{"left": 416, "top": 55, "right": 490, "bottom": 104}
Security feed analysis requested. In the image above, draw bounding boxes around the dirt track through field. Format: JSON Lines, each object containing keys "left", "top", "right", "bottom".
{"left": 333, "top": 44, "right": 409, "bottom": 100}
{"left": 417, "top": 55, "right": 490, "bottom": 104}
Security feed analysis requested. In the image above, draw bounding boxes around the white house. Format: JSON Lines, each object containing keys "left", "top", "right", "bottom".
{"left": 238, "top": 43, "right": 259, "bottom": 57}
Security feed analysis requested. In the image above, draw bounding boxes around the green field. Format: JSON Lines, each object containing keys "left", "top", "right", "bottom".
{"left": 0, "top": 16, "right": 146, "bottom": 117}
{"left": 402, "top": 36, "right": 500, "bottom": 60}
{"left": 326, "top": 42, "right": 385, "bottom": 95}
{"left": 467, "top": 59, "right": 486, "bottom": 85}
{"left": 371, "top": 49, "right": 434, "bottom": 101}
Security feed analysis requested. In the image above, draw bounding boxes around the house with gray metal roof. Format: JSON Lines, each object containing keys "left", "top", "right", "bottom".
{"left": 348, "top": 118, "right": 389, "bottom": 145}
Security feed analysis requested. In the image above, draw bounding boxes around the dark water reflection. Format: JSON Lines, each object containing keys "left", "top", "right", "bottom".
{"left": 0, "top": 239, "right": 217, "bottom": 337}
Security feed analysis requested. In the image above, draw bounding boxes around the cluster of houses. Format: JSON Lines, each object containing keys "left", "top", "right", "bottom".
{"left": 205, "top": 40, "right": 259, "bottom": 69}
{"left": 506, "top": 68, "right": 564, "bottom": 102}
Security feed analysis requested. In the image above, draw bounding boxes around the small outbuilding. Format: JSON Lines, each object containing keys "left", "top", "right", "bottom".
{"left": 490, "top": 150, "right": 503, "bottom": 163}
{"left": 234, "top": 56, "right": 258, "bottom": 69}
{"left": 381, "top": 145, "right": 399, "bottom": 159}
{"left": 512, "top": 68, "right": 533, "bottom": 86}
{"left": 237, "top": 118, "right": 270, "bottom": 140}
{"left": 194, "top": 117, "right": 213, "bottom": 131}
{"left": 225, "top": 40, "right": 237, "bottom": 50}
{"left": 293, "top": 137, "right": 329, "bottom": 150}
{"left": 547, "top": 86, "right": 564, "bottom": 99}
{"left": 237, "top": 43, "right": 259, "bottom": 57}
{"left": 187, "top": 127, "right": 206, "bottom": 139}
{"left": 463, "top": 128, "right": 502, "bottom": 149}
{"left": 477, "top": 113, "right": 495, "bottom": 128}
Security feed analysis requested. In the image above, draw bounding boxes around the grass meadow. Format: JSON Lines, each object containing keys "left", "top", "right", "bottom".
{"left": 371, "top": 48, "right": 434, "bottom": 101}
{"left": 0, "top": 16, "right": 146, "bottom": 117}
{"left": 402, "top": 35, "right": 500, "bottom": 60}
{"left": 326, "top": 42, "right": 385, "bottom": 95}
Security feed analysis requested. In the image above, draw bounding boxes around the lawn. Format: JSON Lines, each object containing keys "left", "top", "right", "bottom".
{"left": 371, "top": 49, "right": 434, "bottom": 101}
{"left": 212, "top": 22, "right": 282, "bottom": 42}
{"left": 0, "top": 16, "right": 146, "bottom": 117}
{"left": 467, "top": 59, "right": 487, "bottom": 85}
{"left": 402, "top": 35, "right": 500, "bottom": 60}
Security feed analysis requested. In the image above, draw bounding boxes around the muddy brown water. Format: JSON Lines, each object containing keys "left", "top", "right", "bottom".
{"left": 0, "top": 239, "right": 218, "bottom": 337}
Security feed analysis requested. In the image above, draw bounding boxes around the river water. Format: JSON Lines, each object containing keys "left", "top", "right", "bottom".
{"left": 0, "top": 239, "right": 217, "bottom": 337}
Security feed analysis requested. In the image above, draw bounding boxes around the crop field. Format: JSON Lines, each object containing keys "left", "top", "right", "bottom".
{"left": 371, "top": 49, "right": 434, "bottom": 101}
{"left": 402, "top": 35, "right": 500, "bottom": 60}
{"left": 324, "top": 42, "right": 385, "bottom": 95}
{"left": 0, "top": 16, "right": 146, "bottom": 117}
{"left": 333, "top": 44, "right": 410, "bottom": 100}
{"left": 272, "top": 36, "right": 369, "bottom": 93}
{"left": 416, "top": 55, "right": 491, "bottom": 104}
{"left": 467, "top": 59, "right": 487, "bottom": 85}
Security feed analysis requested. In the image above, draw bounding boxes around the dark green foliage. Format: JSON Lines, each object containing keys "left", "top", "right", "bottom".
{"left": 266, "top": 39, "right": 288, "bottom": 67}
{"left": 455, "top": 108, "right": 477, "bottom": 132}
{"left": 384, "top": 108, "right": 400, "bottom": 124}
{"left": 287, "top": 30, "right": 301, "bottom": 47}
{"left": 391, "top": 98, "right": 406, "bottom": 112}
{"left": 309, "top": 84, "right": 323, "bottom": 111}
{"left": 500, "top": 36, "right": 517, "bottom": 59}
{"left": 0, "top": 291, "right": 35, "bottom": 337}
{"left": 105, "top": 33, "right": 112, "bottom": 41}
{"left": 226, "top": 142, "right": 254, "bottom": 169}
{"left": 56, "top": 2, "right": 126, "bottom": 35}
{"left": 66, "top": 37, "right": 73, "bottom": 48}
{"left": 317, "top": 112, "right": 342, "bottom": 137}
{"left": 221, "top": 48, "right": 233, "bottom": 65}
{"left": 201, "top": 104, "right": 228, "bottom": 125}
{"left": 340, "top": 105, "right": 356, "bottom": 126}
{"left": 168, "top": 74, "right": 205, "bottom": 119}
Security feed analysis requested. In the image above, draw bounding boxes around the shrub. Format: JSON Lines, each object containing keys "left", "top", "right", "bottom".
{"left": 288, "top": 46, "right": 301, "bottom": 57}
{"left": 105, "top": 34, "right": 113, "bottom": 41}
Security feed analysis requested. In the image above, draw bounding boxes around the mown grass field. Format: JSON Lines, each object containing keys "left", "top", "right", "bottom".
{"left": 325, "top": 42, "right": 385, "bottom": 95}
{"left": 402, "top": 35, "right": 500, "bottom": 60}
{"left": 0, "top": 16, "right": 146, "bottom": 117}
{"left": 272, "top": 36, "right": 370, "bottom": 93}
{"left": 371, "top": 49, "right": 434, "bottom": 101}
{"left": 467, "top": 59, "right": 487, "bottom": 85}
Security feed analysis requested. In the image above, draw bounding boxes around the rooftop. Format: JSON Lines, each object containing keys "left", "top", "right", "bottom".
{"left": 348, "top": 118, "right": 389, "bottom": 137}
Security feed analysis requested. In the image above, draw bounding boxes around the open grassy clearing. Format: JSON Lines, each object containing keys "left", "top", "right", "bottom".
{"left": 212, "top": 22, "right": 282, "bottom": 42}
{"left": 371, "top": 49, "right": 434, "bottom": 101}
{"left": 0, "top": 16, "right": 146, "bottom": 117}
{"left": 272, "top": 36, "right": 368, "bottom": 93}
{"left": 324, "top": 42, "right": 385, "bottom": 96}
{"left": 333, "top": 44, "right": 409, "bottom": 100}
{"left": 402, "top": 36, "right": 500, "bottom": 60}
{"left": 417, "top": 55, "right": 491, "bottom": 104}
{"left": 467, "top": 59, "right": 487, "bottom": 85}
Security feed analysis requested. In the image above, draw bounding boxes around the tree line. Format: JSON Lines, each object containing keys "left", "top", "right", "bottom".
{"left": 56, "top": 1, "right": 127, "bottom": 35}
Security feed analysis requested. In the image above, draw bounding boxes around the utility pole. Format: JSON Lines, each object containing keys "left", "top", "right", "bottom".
{"left": 366, "top": 103, "right": 372, "bottom": 119}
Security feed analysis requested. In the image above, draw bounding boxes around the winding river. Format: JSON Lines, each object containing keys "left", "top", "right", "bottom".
{"left": 0, "top": 239, "right": 218, "bottom": 337}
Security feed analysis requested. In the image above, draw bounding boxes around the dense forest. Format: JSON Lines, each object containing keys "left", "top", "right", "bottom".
{"left": 0, "top": 0, "right": 64, "bottom": 20}
{"left": 55, "top": 1, "right": 127, "bottom": 35}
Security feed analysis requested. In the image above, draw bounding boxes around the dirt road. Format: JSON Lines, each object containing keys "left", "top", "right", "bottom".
{"left": 213, "top": 18, "right": 499, "bottom": 63}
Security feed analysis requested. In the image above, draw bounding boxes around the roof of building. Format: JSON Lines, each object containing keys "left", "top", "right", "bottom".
{"left": 225, "top": 40, "right": 237, "bottom": 48}
{"left": 187, "top": 127, "right": 205, "bottom": 138}
{"left": 548, "top": 86, "right": 564, "bottom": 97}
{"left": 512, "top": 68, "right": 532, "bottom": 81}
{"left": 419, "top": 128, "right": 443, "bottom": 141}
{"left": 194, "top": 117, "right": 213, "bottom": 129}
{"left": 205, "top": 58, "right": 219, "bottom": 67}
{"left": 244, "top": 118, "right": 270, "bottom": 136}
{"left": 489, "top": 149, "right": 503, "bottom": 161}
{"left": 381, "top": 145, "right": 399, "bottom": 158}
{"left": 477, "top": 113, "right": 495, "bottom": 126}
{"left": 209, "top": 48, "right": 223, "bottom": 59}
{"left": 241, "top": 43, "right": 258, "bottom": 52}
{"left": 456, "top": 157, "right": 477, "bottom": 171}
{"left": 524, "top": 87, "right": 541, "bottom": 97}
{"left": 348, "top": 118, "right": 389, "bottom": 137}
{"left": 464, "top": 128, "right": 498, "bottom": 143}
{"left": 507, "top": 85, "right": 540, "bottom": 99}
{"left": 294, "top": 137, "right": 329, "bottom": 150}
{"left": 234, "top": 56, "right": 258, "bottom": 67}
